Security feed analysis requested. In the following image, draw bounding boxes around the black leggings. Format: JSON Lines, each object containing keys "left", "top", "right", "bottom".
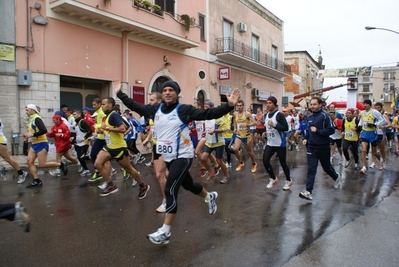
{"left": 127, "top": 139, "right": 140, "bottom": 155}
{"left": 262, "top": 146, "right": 290, "bottom": 180}
{"left": 0, "top": 203, "right": 15, "bottom": 221}
{"left": 342, "top": 139, "right": 359, "bottom": 163}
{"left": 165, "top": 158, "right": 203, "bottom": 214}
{"left": 75, "top": 144, "right": 89, "bottom": 170}
{"left": 224, "top": 140, "right": 232, "bottom": 164}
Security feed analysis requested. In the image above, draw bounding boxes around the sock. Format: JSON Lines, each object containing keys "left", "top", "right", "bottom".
{"left": 17, "top": 170, "right": 23, "bottom": 176}
{"left": 160, "top": 224, "right": 171, "bottom": 234}
{"left": 108, "top": 181, "right": 114, "bottom": 186}
{"left": 139, "top": 183, "right": 145, "bottom": 188}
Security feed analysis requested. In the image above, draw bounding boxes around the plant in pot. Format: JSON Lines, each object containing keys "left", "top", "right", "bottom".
{"left": 143, "top": 0, "right": 152, "bottom": 11}
{"left": 134, "top": 0, "right": 143, "bottom": 8}
{"left": 180, "top": 14, "right": 191, "bottom": 31}
{"left": 152, "top": 4, "right": 163, "bottom": 16}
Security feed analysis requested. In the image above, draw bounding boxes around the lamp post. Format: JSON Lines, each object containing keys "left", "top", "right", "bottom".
{"left": 365, "top": 26, "right": 399, "bottom": 35}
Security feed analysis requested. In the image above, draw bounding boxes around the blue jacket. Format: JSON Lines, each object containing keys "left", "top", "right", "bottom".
{"left": 305, "top": 109, "right": 335, "bottom": 149}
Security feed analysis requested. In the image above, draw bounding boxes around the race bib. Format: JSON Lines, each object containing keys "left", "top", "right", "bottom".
{"left": 344, "top": 131, "right": 353, "bottom": 137}
{"left": 105, "top": 134, "right": 111, "bottom": 145}
{"left": 157, "top": 140, "right": 173, "bottom": 154}
{"left": 151, "top": 129, "right": 157, "bottom": 139}
{"left": 267, "top": 132, "right": 276, "bottom": 139}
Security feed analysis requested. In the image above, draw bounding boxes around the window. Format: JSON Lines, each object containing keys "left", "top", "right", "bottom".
{"left": 251, "top": 34, "right": 259, "bottom": 62}
{"left": 155, "top": 0, "right": 175, "bottom": 15}
{"left": 383, "top": 72, "right": 396, "bottom": 80}
{"left": 199, "top": 14, "right": 205, "bottom": 41}
{"left": 363, "top": 85, "right": 370, "bottom": 92}
{"left": 271, "top": 45, "right": 278, "bottom": 68}
{"left": 223, "top": 20, "right": 233, "bottom": 52}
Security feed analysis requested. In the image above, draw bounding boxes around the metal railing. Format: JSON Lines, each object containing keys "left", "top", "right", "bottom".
{"left": 215, "top": 37, "right": 291, "bottom": 74}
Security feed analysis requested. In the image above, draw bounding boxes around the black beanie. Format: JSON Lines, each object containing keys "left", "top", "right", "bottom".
{"left": 267, "top": 96, "right": 278, "bottom": 106}
{"left": 162, "top": 81, "right": 181, "bottom": 95}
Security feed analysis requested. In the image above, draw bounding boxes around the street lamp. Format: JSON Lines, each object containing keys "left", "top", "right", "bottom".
{"left": 365, "top": 26, "right": 399, "bottom": 35}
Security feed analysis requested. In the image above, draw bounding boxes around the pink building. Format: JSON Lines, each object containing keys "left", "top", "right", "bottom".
{"left": 0, "top": 0, "right": 290, "bottom": 153}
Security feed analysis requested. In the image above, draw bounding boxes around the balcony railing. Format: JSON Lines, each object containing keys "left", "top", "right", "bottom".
{"left": 215, "top": 37, "right": 291, "bottom": 75}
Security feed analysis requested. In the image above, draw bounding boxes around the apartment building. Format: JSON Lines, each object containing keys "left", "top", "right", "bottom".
{"left": 0, "top": 0, "right": 289, "bottom": 153}
{"left": 284, "top": 50, "right": 324, "bottom": 109}
{"left": 372, "top": 65, "right": 399, "bottom": 112}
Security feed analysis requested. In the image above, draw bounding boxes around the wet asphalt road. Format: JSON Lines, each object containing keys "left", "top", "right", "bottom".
{"left": 0, "top": 147, "right": 398, "bottom": 267}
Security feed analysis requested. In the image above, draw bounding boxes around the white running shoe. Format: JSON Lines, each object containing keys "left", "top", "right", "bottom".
{"left": 147, "top": 228, "right": 171, "bottom": 245}
{"left": 49, "top": 169, "right": 61, "bottom": 177}
{"left": 283, "top": 180, "right": 293, "bottom": 191}
{"left": 156, "top": 201, "right": 166, "bottom": 213}
{"left": 266, "top": 178, "right": 279, "bottom": 189}
{"left": 17, "top": 171, "right": 28, "bottom": 184}
{"left": 98, "top": 181, "right": 108, "bottom": 190}
{"left": 205, "top": 192, "right": 218, "bottom": 215}
{"left": 369, "top": 162, "right": 376, "bottom": 169}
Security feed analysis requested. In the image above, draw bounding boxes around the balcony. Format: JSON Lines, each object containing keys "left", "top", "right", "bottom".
{"left": 49, "top": 0, "right": 200, "bottom": 49}
{"left": 215, "top": 37, "right": 291, "bottom": 79}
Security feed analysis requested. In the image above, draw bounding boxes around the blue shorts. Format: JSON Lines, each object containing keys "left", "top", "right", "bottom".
{"left": 203, "top": 145, "right": 224, "bottom": 158}
{"left": 361, "top": 131, "right": 377, "bottom": 144}
{"left": 237, "top": 136, "right": 251, "bottom": 144}
{"left": 31, "top": 142, "right": 49, "bottom": 153}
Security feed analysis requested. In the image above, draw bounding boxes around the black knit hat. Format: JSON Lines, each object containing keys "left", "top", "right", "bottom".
{"left": 163, "top": 81, "right": 181, "bottom": 95}
{"left": 267, "top": 96, "right": 278, "bottom": 106}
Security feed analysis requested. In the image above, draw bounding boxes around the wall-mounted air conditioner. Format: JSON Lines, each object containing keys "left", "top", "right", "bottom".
{"left": 237, "top": 22, "right": 247, "bottom": 33}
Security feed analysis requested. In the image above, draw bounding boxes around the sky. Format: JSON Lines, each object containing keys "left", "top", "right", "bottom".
{"left": 257, "top": 0, "right": 399, "bottom": 102}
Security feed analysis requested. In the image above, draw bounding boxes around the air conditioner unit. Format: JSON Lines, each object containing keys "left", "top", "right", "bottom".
{"left": 252, "top": 88, "right": 259, "bottom": 97}
{"left": 237, "top": 22, "right": 247, "bottom": 33}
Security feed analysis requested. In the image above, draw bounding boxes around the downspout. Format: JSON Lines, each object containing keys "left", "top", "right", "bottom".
{"left": 26, "top": 0, "right": 29, "bottom": 70}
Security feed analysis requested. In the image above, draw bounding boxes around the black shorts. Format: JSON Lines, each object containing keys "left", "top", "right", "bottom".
{"left": 255, "top": 128, "right": 265, "bottom": 135}
{"left": 152, "top": 144, "right": 162, "bottom": 160}
{"left": 203, "top": 145, "right": 224, "bottom": 158}
{"left": 329, "top": 138, "right": 342, "bottom": 148}
{"left": 102, "top": 146, "right": 129, "bottom": 161}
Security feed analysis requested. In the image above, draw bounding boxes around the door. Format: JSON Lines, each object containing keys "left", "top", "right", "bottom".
{"left": 223, "top": 20, "right": 233, "bottom": 52}
{"left": 252, "top": 34, "right": 259, "bottom": 62}
{"left": 60, "top": 88, "right": 101, "bottom": 111}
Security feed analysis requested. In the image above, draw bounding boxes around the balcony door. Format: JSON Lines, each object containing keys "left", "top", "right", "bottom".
{"left": 223, "top": 20, "right": 233, "bottom": 52}
{"left": 252, "top": 34, "right": 259, "bottom": 62}
{"left": 155, "top": 0, "right": 175, "bottom": 15}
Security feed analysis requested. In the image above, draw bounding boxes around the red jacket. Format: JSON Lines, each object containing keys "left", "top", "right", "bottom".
{"left": 46, "top": 121, "right": 71, "bottom": 153}
{"left": 84, "top": 113, "right": 95, "bottom": 133}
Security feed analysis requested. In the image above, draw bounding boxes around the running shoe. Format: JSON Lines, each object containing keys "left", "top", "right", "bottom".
{"left": 17, "top": 171, "right": 28, "bottom": 184}
{"left": 214, "top": 166, "right": 221, "bottom": 176}
{"left": 99, "top": 184, "right": 118, "bottom": 196}
{"left": 205, "top": 191, "right": 218, "bottom": 215}
{"left": 88, "top": 173, "right": 103, "bottom": 182}
{"left": 283, "top": 180, "right": 293, "bottom": 191}
{"left": 137, "top": 185, "right": 150, "bottom": 200}
{"left": 156, "top": 201, "right": 166, "bottom": 213}
{"left": 132, "top": 179, "right": 137, "bottom": 187}
{"left": 369, "top": 162, "right": 376, "bottom": 169}
{"left": 49, "top": 169, "right": 61, "bottom": 177}
{"left": 299, "top": 190, "right": 312, "bottom": 200}
{"left": 123, "top": 170, "right": 131, "bottom": 180}
{"left": 344, "top": 159, "right": 352, "bottom": 168}
{"left": 220, "top": 176, "right": 229, "bottom": 184}
{"left": 354, "top": 163, "right": 358, "bottom": 170}
{"left": 80, "top": 170, "right": 91, "bottom": 177}
{"left": 137, "top": 156, "right": 146, "bottom": 164}
{"left": 251, "top": 162, "right": 257, "bottom": 173}
{"left": 235, "top": 162, "right": 245, "bottom": 171}
{"left": 147, "top": 228, "right": 171, "bottom": 245}
{"left": 199, "top": 170, "right": 208, "bottom": 177}
{"left": 14, "top": 201, "right": 30, "bottom": 232}
{"left": 26, "top": 179, "right": 42, "bottom": 188}
{"left": 111, "top": 168, "right": 117, "bottom": 177}
{"left": 145, "top": 162, "right": 154, "bottom": 167}
{"left": 266, "top": 178, "right": 278, "bottom": 189}
{"left": 98, "top": 181, "right": 107, "bottom": 190}
{"left": 333, "top": 174, "right": 342, "bottom": 189}
{"left": 78, "top": 165, "right": 83, "bottom": 173}
{"left": 359, "top": 167, "right": 367, "bottom": 174}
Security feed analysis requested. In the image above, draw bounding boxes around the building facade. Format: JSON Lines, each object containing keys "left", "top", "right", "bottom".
{"left": 372, "top": 65, "right": 399, "bottom": 112}
{"left": 284, "top": 50, "right": 323, "bottom": 109}
{"left": 0, "top": 0, "right": 290, "bottom": 154}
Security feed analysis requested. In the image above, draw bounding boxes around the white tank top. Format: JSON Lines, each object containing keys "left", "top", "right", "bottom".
{"left": 265, "top": 111, "right": 285, "bottom": 147}
{"left": 154, "top": 104, "right": 194, "bottom": 162}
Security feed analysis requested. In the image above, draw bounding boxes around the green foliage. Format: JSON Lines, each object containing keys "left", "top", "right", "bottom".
{"left": 180, "top": 14, "right": 191, "bottom": 31}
